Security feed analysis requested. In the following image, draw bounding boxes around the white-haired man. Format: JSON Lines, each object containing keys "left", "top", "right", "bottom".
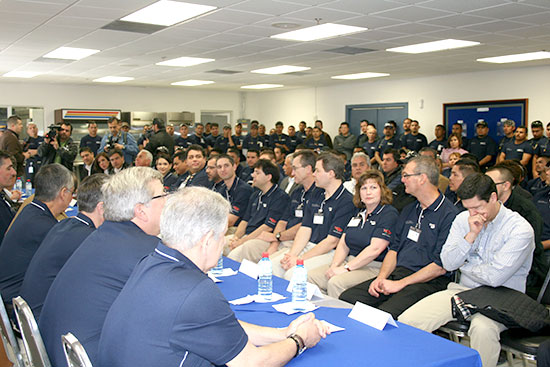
{"left": 98, "top": 187, "right": 329, "bottom": 367}
{"left": 343, "top": 152, "right": 371, "bottom": 195}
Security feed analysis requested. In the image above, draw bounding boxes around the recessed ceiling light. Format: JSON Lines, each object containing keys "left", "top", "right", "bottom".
{"left": 386, "top": 39, "right": 480, "bottom": 54}
{"left": 156, "top": 56, "right": 215, "bottom": 67}
{"left": 271, "top": 23, "right": 367, "bottom": 42}
{"left": 43, "top": 47, "right": 100, "bottom": 60}
{"left": 251, "top": 65, "right": 311, "bottom": 75}
{"left": 241, "top": 84, "right": 284, "bottom": 89}
{"left": 331, "top": 72, "right": 390, "bottom": 80}
{"left": 477, "top": 51, "right": 550, "bottom": 63}
{"left": 171, "top": 80, "right": 214, "bottom": 86}
{"left": 93, "top": 76, "right": 134, "bottom": 83}
{"left": 3, "top": 71, "right": 42, "bottom": 78}
{"left": 121, "top": 0, "right": 216, "bottom": 26}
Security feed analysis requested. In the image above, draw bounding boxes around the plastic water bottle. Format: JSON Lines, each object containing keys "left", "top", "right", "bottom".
{"left": 15, "top": 177, "right": 22, "bottom": 192}
{"left": 291, "top": 259, "right": 307, "bottom": 310}
{"left": 211, "top": 256, "right": 223, "bottom": 275}
{"left": 25, "top": 179, "right": 32, "bottom": 195}
{"left": 257, "top": 252, "right": 273, "bottom": 301}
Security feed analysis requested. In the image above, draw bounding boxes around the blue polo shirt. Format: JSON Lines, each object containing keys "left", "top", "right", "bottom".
{"left": 344, "top": 204, "right": 398, "bottom": 258}
{"left": 239, "top": 166, "right": 253, "bottom": 183}
{"left": 205, "top": 134, "right": 220, "bottom": 148}
{"left": 0, "top": 192, "right": 15, "bottom": 245}
{"left": 174, "top": 135, "right": 192, "bottom": 149}
{"left": 269, "top": 133, "right": 290, "bottom": 149}
{"left": 173, "top": 168, "right": 210, "bottom": 190}
{"left": 390, "top": 194, "right": 458, "bottom": 272}
{"left": 39, "top": 220, "right": 159, "bottom": 367}
{"left": 216, "top": 177, "right": 253, "bottom": 224}
{"left": 232, "top": 134, "right": 244, "bottom": 148}
{"left": 242, "top": 184, "right": 289, "bottom": 234}
{"left": 377, "top": 136, "right": 401, "bottom": 154}
{"left": 305, "top": 136, "right": 328, "bottom": 151}
{"left": 214, "top": 136, "right": 232, "bottom": 152}
{"left": 80, "top": 134, "right": 102, "bottom": 155}
{"left": 428, "top": 139, "right": 446, "bottom": 155}
{"left": 20, "top": 213, "right": 95, "bottom": 319}
{"left": 498, "top": 136, "right": 514, "bottom": 153}
{"left": 533, "top": 186, "right": 550, "bottom": 241}
{"left": 242, "top": 135, "right": 264, "bottom": 151}
{"left": 302, "top": 184, "right": 355, "bottom": 244}
{"left": 362, "top": 140, "right": 379, "bottom": 158}
{"left": 189, "top": 134, "right": 208, "bottom": 149}
{"left": 402, "top": 133, "right": 427, "bottom": 152}
{"left": 285, "top": 183, "right": 324, "bottom": 228}
{"left": 467, "top": 135, "right": 497, "bottom": 163}
{"left": 0, "top": 199, "right": 57, "bottom": 303}
{"left": 98, "top": 243, "right": 248, "bottom": 367}
{"left": 287, "top": 135, "right": 302, "bottom": 152}
{"left": 502, "top": 140, "right": 533, "bottom": 160}
{"left": 535, "top": 137, "right": 550, "bottom": 157}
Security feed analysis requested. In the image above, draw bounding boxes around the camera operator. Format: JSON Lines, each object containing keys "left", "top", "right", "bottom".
{"left": 98, "top": 117, "right": 138, "bottom": 164}
{"left": 37, "top": 122, "right": 78, "bottom": 171}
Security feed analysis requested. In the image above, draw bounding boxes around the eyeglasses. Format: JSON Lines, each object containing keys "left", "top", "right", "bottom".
{"left": 401, "top": 172, "right": 422, "bottom": 179}
{"left": 151, "top": 191, "right": 169, "bottom": 201}
{"left": 493, "top": 181, "right": 506, "bottom": 186}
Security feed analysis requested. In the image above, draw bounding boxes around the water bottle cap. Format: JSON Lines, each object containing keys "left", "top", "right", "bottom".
{"left": 261, "top": 252, "right": 269, "bottom": 258}
{"left": 27, "top": 179, "right": 30, "bottom": 182}
{"left": 296, "top": 259, "right": 304, "bottom": 266}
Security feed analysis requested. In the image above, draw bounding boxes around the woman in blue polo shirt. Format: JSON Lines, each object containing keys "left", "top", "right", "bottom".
{"left": 155, "top": 153, "right": 177, "bottom": 190}
{"left": 308, "top": 170, "right": 398, "bottom": 298}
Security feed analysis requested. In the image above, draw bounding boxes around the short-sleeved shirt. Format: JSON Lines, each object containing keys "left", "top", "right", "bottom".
{"left": 242, "top": 184, "right": 289, "bottom": 234}
{"left": 80, "top": 134, "right": 102, "bottom": 155}
{"left": 390, "top": 194, "right": 458, "bottom": 272}
{"left": 242, "top": 135, "right": 264, "bottom": 151}
{"left": 174, "top": 135, "right": 193, "bottom": 149}
{"left": 269, "top": 133, "right": 290, "bottom": 149}
{"left": 304, "top": 136, "right": 328, "bottom": 151}
{"left": 498, "top": 135, "right": 514, "bottom": 153}
{"left": 0, "top": 199, "right": 57, "bottom": 302}
{"left": 535, "top": 137, "right": 550, "bottom": 157}
{"left": 302, "top": 184, "right": 355, "bottom": 244}
{"left": 0, "top": 192, "right": 15, "bottom": 245}
{"left": 39, "top": 221, "right": 159, "bottom": 367}
{"left": 214, "top": 136, "right": 232, "bottom": 152}
{"left": 402, "top": 133, "right": 428, "bottom": 152}
{"left": 20, "top": 213, "right": 95, "bottom": 318}
{"left": 215, "top": 177, "right": 253, "bottom": 224}
{"left": 533, "top": 186, "right": 550, "bottom": 241}
{"left": 174, "top": 169, "right": 210, "bottom": 190}
{"left": 344, "top": 204, "right": 398, "bottom": 258}
{"left": 467, "top": 135, "right": 497, "bottom": 163}
{"left": 190, "top": 134, "right": 208, "bottom": 149}
{"left": 287, "top": 135, "right": 302, "bottom": 153}
{"left": 284, "top": 183, "right": 324, "bottom": 228}
{"left": 232, "top": 134, "right": 245, "bottom": 148}
{"left": 98, "top": 243, "right": 247, "bottom": 367}
{"left": 502, "top": 140, "right": 533, "bottom": 161}
{"left": 205, "top": 134, "right": 221, "bottom": 148}
{"left": 362, "top": 140, "right": 379, "bottom": 158}
{"left": 428, "top": 139, "right": 446, "bottom": 155}
{"left": 377, "top": 136, "right": 401, "bottom": 154}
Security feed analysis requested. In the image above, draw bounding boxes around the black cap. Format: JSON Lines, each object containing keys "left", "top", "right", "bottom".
{"left": 532, "top": 120, "right": 543, "bottom": 128}
{"left": 476, "top": 121, "right": 488, "bottom": 128}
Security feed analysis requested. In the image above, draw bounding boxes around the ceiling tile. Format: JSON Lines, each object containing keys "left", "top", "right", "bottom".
{"left": 373, "top": 5, "right": 454, "bottom": 22}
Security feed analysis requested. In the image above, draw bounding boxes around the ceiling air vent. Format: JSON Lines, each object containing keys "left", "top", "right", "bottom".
{"left": 206, "top": 69, "right": 242, "bottom": 74}
{"left": 324, "top": 46, "right": 377, "bottom": 55}
{"left": 101, "top": 20, "right": 166, "bottom": 34}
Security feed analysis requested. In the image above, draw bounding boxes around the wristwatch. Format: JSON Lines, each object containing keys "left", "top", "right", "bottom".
{"left": 288, "top": 334, "right": 306, "bottom": 357}
{"left": 344, "top": 264, "right": 351, "bottom": 272}
{"left": 275, "top": 232, "right": 281, "bottom": 242}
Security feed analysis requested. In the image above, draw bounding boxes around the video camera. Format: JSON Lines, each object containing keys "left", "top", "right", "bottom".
{"left": 45, "top": 124, "right": 61, "bottom": 140}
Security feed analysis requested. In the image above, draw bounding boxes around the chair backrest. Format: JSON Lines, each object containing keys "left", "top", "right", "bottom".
{"left": 12, "top": 296, "right": 51, "bottom": 367}
{"left": 62, "top": 333, "right": 93, "bottom": 367}
{"left": 0, "top": 293, "right": 24, "bottom": 367}
{"left": 537, "top": 263, "right": 550, "bottom": 304}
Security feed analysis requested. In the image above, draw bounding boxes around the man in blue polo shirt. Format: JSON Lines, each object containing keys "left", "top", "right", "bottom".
{"left": 467, "top": 121, "right": 497, "bottom": 170}
{"left": 0, "top": 163, "right": 74, "bottom": 315}
{"left": 429, "top": 124, "right": 446, "bottom": 155}
{"left": 0, "top": 151, "right": 17, "bottom": 245}
{"left": 340, "top": 156, "right": 458, "bottom": 318}
{"left": 20, "top": 173, "right": 108, "bottom": 318}
{"left": 269, "top": 121, "right": 290, "bottom": 151}
{"left": 402, "top": 120, "right": 427, "bottom": 152}
{"left": 98, "top": 187, "right": 328, "bottom": 367}
{"left": 225, "top": 159, "right": 289, "bottom": 255}
{"left": 271, "top": 153, "right": 356, "bottom": 280}
{"left": 39, "top": 167, "right": 166, "bottom": 367}
{"left": 173, "top": 144, "right": 210, "bottom": 189}
{"left": 375, "top": 121, "right": 401, "bottom": 166}
{"left": 242, "top": 124, "right": 264, "bottom": 154}
{"left": 215, "top": 154, "right": 253, "bottom": 229}
{"left": 498, "top": 125, "right": 533, "bottom": 168}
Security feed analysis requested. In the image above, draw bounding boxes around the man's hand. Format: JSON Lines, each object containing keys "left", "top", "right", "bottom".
{"left": 114, "top": 143, "right": 124, "bottom": 150}
{"left": 293, "top": 313, "right": 330, "bottom": 348}
{"left": 10, "top": 190, "right": 22, "bottom": 201}
{"left": 266, "top": 241, "right": 280, "bottom": 256}
{"left": 325, "top": 266, "right": 347, "bottom": 279}
{"left": 229, "top": 237, "right": 244, "bottom": 250}
{"left": 51, "top": 139, "right": 59, "bottom": 150}
{"left": 368, "top": 277, "right": 385, "bottom": 298}
{"left": 465, "top": 213, "right": 486, "bottom": 243}
{"left": 256, "top": 231, "right": 276, "bottom": 243}
{"left": 281, "top": 253, "right": 298, "bottom": 270}
{"left": 379, "top": 279, "right": 406, "bottom": 295}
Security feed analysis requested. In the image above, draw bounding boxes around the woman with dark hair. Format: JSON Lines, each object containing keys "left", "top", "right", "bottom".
{"left": 92, "top": 152, "right": 111, "bottom": 174}
{"left": 441, "top": 133, "right": 468, "bottom": 168}
{"left": 155, "top": 153, "right": 177, "bottom": 189}
{"left": 308, "top": 170, "right": 399, "bottom": 297}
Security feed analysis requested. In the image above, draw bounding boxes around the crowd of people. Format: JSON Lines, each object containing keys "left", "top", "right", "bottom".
{"left": 0, "top": 114, "right": 550, "bottom": 367}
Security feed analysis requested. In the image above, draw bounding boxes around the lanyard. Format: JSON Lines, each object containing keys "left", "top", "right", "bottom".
{"left": 258, "top": 184, "right": 278, "bottom": 211}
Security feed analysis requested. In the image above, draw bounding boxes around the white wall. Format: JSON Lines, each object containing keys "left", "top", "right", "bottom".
{"left": 0, "top": 81, "right": 241, "bottom": 131}
{"left": 244, "top": 65, "right": 550, "bottom": 140}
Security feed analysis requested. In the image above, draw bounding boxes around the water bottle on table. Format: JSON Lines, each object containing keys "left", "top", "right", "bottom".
{"left": 25, "top": 179, "right": 32, "bottom": 195}
{"left": 258, "top": 252, "right": 272, "bottom": 301}
{"left": 211, "top": 256, "right": 223, "bottom": 275}
{"left": 15, "top": 177, "right": 22, "bottom": 192}
{"left": 291, "top": 259, "right": 307, "bottom": 310}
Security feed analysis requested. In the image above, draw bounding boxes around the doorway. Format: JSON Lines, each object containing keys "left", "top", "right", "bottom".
{"left": 346, "top": 103, "right": 408, "bottom": 138}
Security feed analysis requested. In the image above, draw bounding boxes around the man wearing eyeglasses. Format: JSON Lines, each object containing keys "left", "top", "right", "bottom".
{"left": 37, "top": 122, "right": 78, "bottom": 171}
{"left": 340, "top": 156, "right": 458, "bottom": 318}
{"left": 39, "top": 167, "right": 167, "bottom": 367}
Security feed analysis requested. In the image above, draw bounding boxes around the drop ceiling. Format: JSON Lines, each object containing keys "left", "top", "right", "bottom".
{"left": 1, "top": 0, "right": 549, "bottom": 90}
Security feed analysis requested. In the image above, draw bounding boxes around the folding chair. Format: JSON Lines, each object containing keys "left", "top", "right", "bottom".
{"left": 0, "top": 293, "right": 24, "bottom": 367}
{"left": 12, "top": 296, "right": 51, "bottom": 367}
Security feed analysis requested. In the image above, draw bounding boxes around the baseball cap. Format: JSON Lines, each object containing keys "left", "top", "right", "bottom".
{"left": 476, "top": 121, "right": 488, "bottom": 128}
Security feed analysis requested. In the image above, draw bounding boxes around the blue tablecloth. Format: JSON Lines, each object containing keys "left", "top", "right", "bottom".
{"left": 218, "top": 258, "right": 481, "bottom": 367}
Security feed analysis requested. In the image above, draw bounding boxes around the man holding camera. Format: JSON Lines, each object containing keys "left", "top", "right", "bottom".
{"left": 99, "top": 117, "right": 138, "bottom": 164}
{"left": 37, "top": 122, "right": 78, "bottom": 171}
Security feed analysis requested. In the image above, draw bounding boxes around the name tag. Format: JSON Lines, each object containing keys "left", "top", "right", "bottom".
{"left": 295, "top": 209, "right": 303, "bottom": 218}
{"left": 407, "top": 226, "right": 421, "bottom": 242}
{"left": 517, "top": 149, "right": 524, "bottom": 153}
{"left": 480, "top": 142, "right": 486, "bottom": 145}
{"left": 348, "top": 217, "right": 361, "bottom": 227}
{"left": 313, "top": 212, "right": 324, "bottom": 225}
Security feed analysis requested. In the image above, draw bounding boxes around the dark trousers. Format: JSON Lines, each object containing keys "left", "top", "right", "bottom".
{"left": 339, "top": 266, "right": 451, "bottom": 319}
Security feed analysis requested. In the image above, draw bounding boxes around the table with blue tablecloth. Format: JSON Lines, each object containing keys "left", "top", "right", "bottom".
{"left": 217, "top": 258, "right": 481, "bottom": 367}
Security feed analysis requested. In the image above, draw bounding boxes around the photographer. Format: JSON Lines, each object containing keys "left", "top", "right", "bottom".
{"left": 98, "top": 117, "right": 138, "bottom": 164}
{"left": 37, "top": 122, "right": 78, "bottom": 171}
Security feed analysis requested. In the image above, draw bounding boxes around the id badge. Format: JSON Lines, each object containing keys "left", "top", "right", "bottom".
{"left": 407, "top": 226, "right": 421, "bottom": 242}
{"left": 347, "top": 217, "right": 361, "bottom": 227}
{"left": 295, "top": 208, "right": 303, "bottom": 218}
{"left": 313, "top": 212, "right": 324, "bottom": 225}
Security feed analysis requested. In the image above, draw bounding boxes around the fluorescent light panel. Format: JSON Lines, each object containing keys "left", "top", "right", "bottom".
{"left": 43, "top": 47, "right": 100, "bottom": 60}
{"left": 93, "top": 76, "right": 134, "bottom": 83}
{"left": 271, "top": 23, "right": 367, "bottom": 42}
{"left": 332, "top": 72, "right": 390, "bottom": 80}
{"left": 477, "top": 51, "right": 550, "bottom": 64}
{"left": 156, "top": 56, "right": 214, "bottom": 67}
{"left": 3, "top": 71, "right": 42, "bottom": 78}
{"left": 171, "top": 80, "right": 214, "bottom": 86}
{"left": 386, "top": 39, "right": 480, "bottom": 54}
{"left": 241, "top": 84, "right": 283, "bottom": 89}
{"left": 251, "top": 65, "right": 310, "bottom": 74}
{"left": 121, "top": 0, "right": 216, "bottom": 26}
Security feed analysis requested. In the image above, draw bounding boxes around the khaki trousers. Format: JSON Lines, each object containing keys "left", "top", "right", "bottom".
{"left": 270, "top": 242, "right": 334, "bottom": 280}
{"left": 228, "top": 238, "right": 292, "bottom": 263}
